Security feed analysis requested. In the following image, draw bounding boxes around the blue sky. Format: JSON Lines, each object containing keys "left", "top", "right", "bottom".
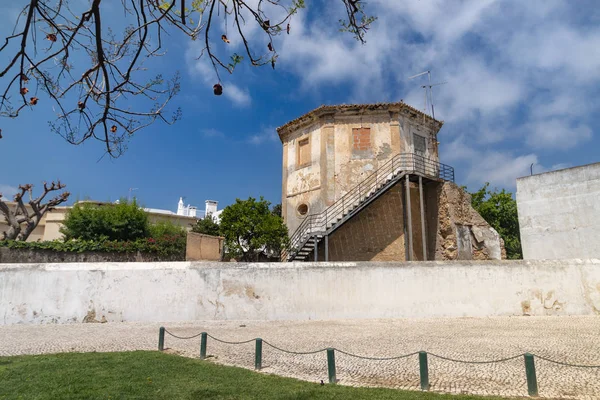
{"left": 1, "top": 0, "right": 599, "bottom": 214}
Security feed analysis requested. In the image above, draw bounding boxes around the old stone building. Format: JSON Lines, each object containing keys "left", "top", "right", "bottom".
{"left": 277, "top": 102, "right": 504, "bottom": 261}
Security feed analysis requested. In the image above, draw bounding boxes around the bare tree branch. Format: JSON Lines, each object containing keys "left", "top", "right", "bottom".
{"left": 0, "top": 180, "right": 70, "bottom": 241}
{"left": 0, "top": 0, "right": 374, "bottom": 157}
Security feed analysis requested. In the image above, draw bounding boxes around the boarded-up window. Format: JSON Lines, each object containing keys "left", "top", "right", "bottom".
{"left": 353, "top": 127, "right": 371, "bottom": 151}
{"left": 413, "top": 134, "right": 426, "bottom": 156}
{"left": 297, "top": 138, "right": 310, "bottom": 168}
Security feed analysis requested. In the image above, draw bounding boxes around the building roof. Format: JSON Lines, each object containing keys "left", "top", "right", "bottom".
{"left": 276, "top": 101, "right": 443, "bottom": 141}
{"left": 143, "top": 208, "right": 176, "bottom": 215}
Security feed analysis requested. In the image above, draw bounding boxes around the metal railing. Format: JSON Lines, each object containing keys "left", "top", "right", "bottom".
{"left": 282, "top": 153, "right": 454, "bottom": 260}
{"left": 159, "top": 327, "right": 600, "bottom": 397}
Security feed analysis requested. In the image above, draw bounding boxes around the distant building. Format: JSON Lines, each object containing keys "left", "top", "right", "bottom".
{"left": 205, "top": 200, "right": 224, "bottom": 223}
{"left": 0, "top": 197, "right": 209, "bottom": 242}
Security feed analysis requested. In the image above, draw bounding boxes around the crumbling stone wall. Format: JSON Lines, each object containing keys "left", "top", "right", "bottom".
{"left": 433, "top": 182, "right": 505, "bottom": 260}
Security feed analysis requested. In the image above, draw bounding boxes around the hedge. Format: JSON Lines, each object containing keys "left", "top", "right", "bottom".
{"left": 0, "top": 234, "right": 186, "bottom": 258}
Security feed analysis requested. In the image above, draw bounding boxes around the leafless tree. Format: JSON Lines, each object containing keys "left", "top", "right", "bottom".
{"left": 0, "top": 181, "right": 70, "bottom": 241}
{"left": 0, "top": 0, "right": 375, "bottom": 157}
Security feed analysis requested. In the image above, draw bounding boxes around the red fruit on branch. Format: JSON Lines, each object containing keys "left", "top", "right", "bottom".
{"left": 20, "top": 87, "right": 29, "bottom": 95}
{"left": 46, "top": 33, "right": 57, "bottom": 42}
{"left": 29, "top": 97, "right": 38, "bottom": 105}
{"left": 110, "top": 125, "right": 117, "bottom": 133}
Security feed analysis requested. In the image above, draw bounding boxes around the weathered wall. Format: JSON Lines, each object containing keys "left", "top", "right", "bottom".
{"left": 516, "top": 163, "right": 600, "bottom": 260}
{"left": 432, "top": 182, "right": 505, "bottom": 260}
{"left": 2, "top": 260, "right": 599, "bottom": 325}
{"left": 0, "top": 247, "right": 181, "bottom": 264}
{"left": 284, "top": 122, "right": 322, "bottom": 234}
{"left": 316, "top": 180, "right": 427, "bottom": 261}
{"left": 186, "top": 232, "right": 223, "bottom": 261}
{"left": 281, "top": 104, "right": 442, "bottom": 238}
{"left": 317, "top": 182, "right": 406, "bottom": 261}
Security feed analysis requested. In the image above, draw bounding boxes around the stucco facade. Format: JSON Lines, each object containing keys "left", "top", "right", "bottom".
{"left": 2, "top": 259, "right": 599, "bottom": 324}
{"left": 278, "top": 102, "right": 443, "bottom": 235}
{"left": 517, "top": 162, "right": 600, "bottom": 260}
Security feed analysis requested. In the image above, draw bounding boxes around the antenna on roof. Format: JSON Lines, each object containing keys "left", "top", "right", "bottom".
{"left": 408, "top": 70, "right": 447, "bottom": 120}
{"left": 128, "top": 187, "right": 138, "bottom": 202}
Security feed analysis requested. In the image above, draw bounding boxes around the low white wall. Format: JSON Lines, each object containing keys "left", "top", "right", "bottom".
{"left": 1, "top": 260, "right": 600, "bottom": 325}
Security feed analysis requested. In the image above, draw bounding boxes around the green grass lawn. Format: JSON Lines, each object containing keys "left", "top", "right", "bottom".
{"left": 0, "top": 351, "right": 499, "bottom": 400}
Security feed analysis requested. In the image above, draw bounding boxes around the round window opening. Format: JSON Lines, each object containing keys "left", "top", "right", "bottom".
{"left": 297, "top": 203, "right": 309, "bottom": 216}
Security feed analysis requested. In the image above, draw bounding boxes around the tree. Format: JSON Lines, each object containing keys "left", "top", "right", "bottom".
{"left": 219, "top": 197, "right": 288, "bottom": 261}
{"left": 192, "top": 213, "right": 220, "bottom": 236}
{"left": 271, "top": 203, "right": 282, "bottom": 218}
{"left": 61, "top": 199, "right": 149, "bottom": 241}
{"left": 0, "top": 1, "right": 375, "bottom": 157}
{"left": 469, "top": 183, "right": 522, "bottom": 259}
{"left": 0, "top": 181, "right": 70, "bottom": 241}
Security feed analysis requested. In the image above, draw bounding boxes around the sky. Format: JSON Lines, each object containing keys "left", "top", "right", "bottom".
{"left": 1, "top": 0, "right": 599, "bottom": 214}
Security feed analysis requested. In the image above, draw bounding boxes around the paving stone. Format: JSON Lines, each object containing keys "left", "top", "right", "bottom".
{"left": 1, "top": 317, "right": 599, "bottom": 398}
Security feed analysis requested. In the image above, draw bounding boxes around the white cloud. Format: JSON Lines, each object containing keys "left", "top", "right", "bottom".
{"left": 247, "top": 127, "right": 278, "bottom": 145}
{"left": 550, "top": 163, "right": 573, "bottom": 172}
{"left": 263, "top": 0, "right": 599, "bottom": 189}
{"left": 223, "top": 84, "right": 251, "bottom": 107}
{"left": 0, "top": 184, "right": 19, "bottom": 199}
{"left": 178, "top": 0, "right": 598, "bottom": 190}
{"left": 466, "top": 152, "right": 539, "bottom": 188}
{"left": 525, "top": 119, "right": 592, "bottom": 150}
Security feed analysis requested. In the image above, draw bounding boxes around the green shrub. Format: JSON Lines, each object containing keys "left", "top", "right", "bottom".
{"left": 149, "top": 221, "right": 187, "bottom": 238}
{"left": 0, "top": 237, "right": 185, "bottom": 258}
{"left": 220, "top": 197, "right": 289, "bottom": 261}
{"left": 191, "top": 214, "right": 220, "bottom": 236}
{"left": 61, "top": 199, "right": 149, "bottom": 242}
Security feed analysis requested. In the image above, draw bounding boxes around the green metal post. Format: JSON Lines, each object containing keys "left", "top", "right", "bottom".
{"left": 419, "top": 351, "right": 430, "bottom": 390}
{"left": 158, "top": 327, "right": 165, "bottom": 351}
{"left": 524, "top": 353, "right": 538, "bottom": 396}
{"left": 255, "top": 338, "right": 263, "bottom": 370}
{"left": 200, "top": 332, "right": 207, "bottom": 360}
{"left": 327, "top": 348, "right": 337, "bottom": 384}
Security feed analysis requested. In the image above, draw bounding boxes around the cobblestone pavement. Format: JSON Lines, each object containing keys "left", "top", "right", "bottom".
{"left": 1, "top": 317, "right": 600, "bottom": 399}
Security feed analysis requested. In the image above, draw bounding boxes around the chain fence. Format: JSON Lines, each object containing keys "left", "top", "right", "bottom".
{"left": 159, "top": 327, "right": 600, "bottom": 398}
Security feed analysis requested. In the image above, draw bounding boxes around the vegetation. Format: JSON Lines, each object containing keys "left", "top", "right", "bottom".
{"left": 191, "top": 213, "right": 221, "bottom": 236}
{"left": 271, "top": 203, "right": 283, "bottom": 218}
{"left": 469, "top": 183, "right": 522, "bottom": 259}
{"left": 0, "top": 181, "right": 70, "bottom": 241}
{"left": 0, "top": 1, "right": 376, "bottom": 156}
{"left": 0, "top": 199, "right": 187, "bottom": 258}
{"left": 220, "top": 197, "right": 289, "bottom": 261}
{"left": 0, "top": 351, "right": 496, "bottom": 400}
{"left": 0, "top": 235, "right": 185, "bottom": 258}
{"left": 61, "top": 199, "right": 149, "bottom": 242}
{"left": 149, "top": 220, "right": 188, "bottom": 239}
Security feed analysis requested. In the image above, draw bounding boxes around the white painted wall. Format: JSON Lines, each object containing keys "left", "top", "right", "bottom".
{"left": 517, "top": 163, "right": 600, "bottom": 260}
{"left": 2, "top": 260, "right": 599, "bottom": 325}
